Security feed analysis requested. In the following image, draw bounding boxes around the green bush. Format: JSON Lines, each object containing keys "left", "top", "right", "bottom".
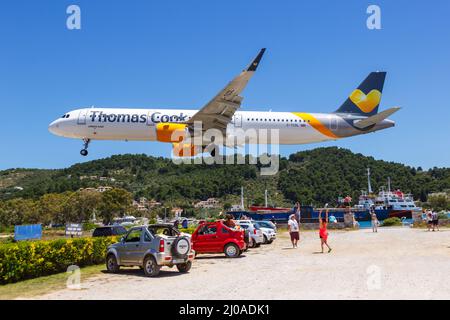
{"left": 438, "top": 212, "right": 449, "bottom": 220}
{"left": 382, "top": 217, "right": 402, "bottom": 227}
{"left": 82, "top": 222, "right": 98, "bottom": 231}
{"left": 179, "top": 227, "right": 196, "bottom": 234}
{"left": 0, "top": 225, "right": 15, "bottom": 234}
{"left": 0, "top": 236, "right": 118, "bottom": 284}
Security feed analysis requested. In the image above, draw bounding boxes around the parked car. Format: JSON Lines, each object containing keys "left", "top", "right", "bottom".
{"left": 253, "top": 221, "right": 276, "bottom": 244}
{"left": 191, "top": 221, "right": 246, "bottom": 258}
{"left": 92, "top": 225, "right": 128, "bottom": 237}
{"left": 235, "top": 220, "right": 264, "bottom": 248}
{"left": 105, "top": 226, "right": 195, "bottom": 277}
{"left": 256, "top": 220, "right": 277, "bottom": 233}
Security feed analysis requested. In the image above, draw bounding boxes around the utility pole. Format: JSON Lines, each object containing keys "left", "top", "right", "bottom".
{"left": 241, "top": 186, "right": 244, "bottom": 210}
{"left": 367, "top": 168, "right": 373, "bottom": 194}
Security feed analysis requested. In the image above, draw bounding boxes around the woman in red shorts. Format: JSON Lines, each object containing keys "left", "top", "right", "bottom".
{"left": 318, "top": 207, "right": 332, "bottom": 253}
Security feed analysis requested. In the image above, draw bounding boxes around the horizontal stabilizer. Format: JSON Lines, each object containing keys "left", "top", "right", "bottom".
{"left": 353, "top": 107, "right": 400, "bottom": 129}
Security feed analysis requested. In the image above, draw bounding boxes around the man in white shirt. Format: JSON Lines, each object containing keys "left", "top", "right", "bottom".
{"left": 288, "top": 214, "right": 300, "bottom": 248}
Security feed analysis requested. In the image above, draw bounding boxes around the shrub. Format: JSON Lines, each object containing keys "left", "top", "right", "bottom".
{"left": 82, "top": 222, "right": 97, "bottom": 231}
{"left": 382, "top": 217, "right": 402, "bottom": 227}
{"left": 179, "top": 227, "right": 196, "bottom": 234}
{"left": 0, "top": 225, "right": 15, "bottom": 234}
{"left": 438, "top": 212, "right": 449, "bottom": 220}
{"left": 0, "top": 236, "right": 118, "bottom": 284}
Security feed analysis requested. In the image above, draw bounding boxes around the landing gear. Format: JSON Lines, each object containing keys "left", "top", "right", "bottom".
{"left": 80, "top": 138, "right": 90, "bottom": 156}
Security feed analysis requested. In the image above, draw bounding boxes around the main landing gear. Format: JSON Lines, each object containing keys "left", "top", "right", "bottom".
{"left": 80, "top": 138, "right": 90, "bottom": 156}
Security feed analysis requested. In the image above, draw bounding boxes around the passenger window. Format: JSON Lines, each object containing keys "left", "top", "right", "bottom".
{"left": 222, "top": 228, "right": 229, "bottom": 234}
{"left": 125, "top": 229, "right": 141, "bottom": 242}
{"left": 201, "top": 226, "right": 217, "bottom": 235}
{"left": 208, "top": 227, "right": 217, "bottom": 234}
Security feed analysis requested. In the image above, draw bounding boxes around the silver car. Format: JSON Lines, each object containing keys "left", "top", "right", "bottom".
{"left": 235, "top": 220, "right": 264, "bottom": 248}
{"left": 106, "top": 226, "right": 195, "bottom": 277}
{"left": 253, "top": 221, "right": 276, "bottom": 244}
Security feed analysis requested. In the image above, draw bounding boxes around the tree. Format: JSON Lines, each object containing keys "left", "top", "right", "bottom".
{"left": 73, "top": 190, "right": 101, "bottom": 222}
{"left": 428, "top": 194, "right": 449, "bottom": 211}
{"left": 98, "top": 188, "right": 132, "bottom": 224}
{"left": 37, "top": 193, "right": 66, "bottom": 225}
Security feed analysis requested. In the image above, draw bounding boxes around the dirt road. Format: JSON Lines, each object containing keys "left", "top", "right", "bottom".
{"left": 32, "top": 227, "right": 450, "bottom": 300}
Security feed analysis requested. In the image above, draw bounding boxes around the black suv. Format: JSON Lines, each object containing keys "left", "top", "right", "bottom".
{"left": 92, "top": 225, "right": 128, "bottom": 237}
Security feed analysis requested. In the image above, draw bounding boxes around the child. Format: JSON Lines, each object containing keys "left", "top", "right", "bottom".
{"left": 319, "top": 207, "right": 332, "bottom": 253}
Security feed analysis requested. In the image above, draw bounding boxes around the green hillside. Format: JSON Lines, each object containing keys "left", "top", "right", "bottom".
{"left": 1, "top": 147, "right": 449, "bottom": 207}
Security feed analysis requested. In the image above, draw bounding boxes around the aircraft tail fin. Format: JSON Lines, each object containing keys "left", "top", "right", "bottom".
{"left": 335, "top": 72, "right": 386, "bottom": 116}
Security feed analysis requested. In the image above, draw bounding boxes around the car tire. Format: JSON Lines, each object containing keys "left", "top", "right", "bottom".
{"left": 106, "top": 254, "right": 120, "bottom": 273}
{"left": 176, "top": 261, "right": 192, "bottom": 273}
{"left": 224, "top": 243, "right": 240, "bottom": 258}
{"left": 267, "top": 239, "right": 273, "bottom": 244}
{"left": 255, "top": 243, "right": 261, "bottom": 248}
{"left": 263, "top": 235, "right": 268, "bottom": 244}
{"left": 143, "top": 255, "right": 161, "bottom": 277}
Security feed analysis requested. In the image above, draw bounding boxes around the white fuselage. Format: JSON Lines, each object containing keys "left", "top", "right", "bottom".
{"left": 49, "top": 108, "right": 346, "bottom": 145}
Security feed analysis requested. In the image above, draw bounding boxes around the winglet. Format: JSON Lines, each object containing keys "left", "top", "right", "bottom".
{"left": 246, "top": 48, "right": 266, "bottom": 71}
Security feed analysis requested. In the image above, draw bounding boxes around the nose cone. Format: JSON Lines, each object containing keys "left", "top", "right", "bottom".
{"left": 48, "top": 119, "right": 61, "bottom": 136}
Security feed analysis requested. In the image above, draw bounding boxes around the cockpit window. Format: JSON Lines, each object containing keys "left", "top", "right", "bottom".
{"left": 61, "top": 114, "right": 70, "bottom": 118}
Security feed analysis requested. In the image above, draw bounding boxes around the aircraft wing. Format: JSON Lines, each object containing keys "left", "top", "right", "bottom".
{"left": 353, "top": 107, "right": 400, "bottom": 129}
{"left": 185, "top": 48, "right": 266, "bottom": 134}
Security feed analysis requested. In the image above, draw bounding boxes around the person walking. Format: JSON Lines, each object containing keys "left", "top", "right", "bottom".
{"left": 426, "top": 210, "right": 433, "bottom": 231}
{"left": 370, "top": 208, "right": 379, "bottom": 233}
{"left": 431, "top": 209, "right": 440, "bottom": 231}
{"left": 288, "top": 214, "right": 300, "bottom": 248}
{"left": 318, "top": 208, "right": 332, "bottom": 253}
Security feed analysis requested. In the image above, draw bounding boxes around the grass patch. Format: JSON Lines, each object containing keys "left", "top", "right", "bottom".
{"left": 0, "top": 264, "right": 104, "bottom": 300}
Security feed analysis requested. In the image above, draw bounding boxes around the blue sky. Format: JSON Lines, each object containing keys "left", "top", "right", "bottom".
{"left": 1, "top": 0, "right": 449, "bottom": 170}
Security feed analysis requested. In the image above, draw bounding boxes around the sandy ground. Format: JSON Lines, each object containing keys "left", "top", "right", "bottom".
{"left": 32, "top": 227, "right": 449, "bottom": 300}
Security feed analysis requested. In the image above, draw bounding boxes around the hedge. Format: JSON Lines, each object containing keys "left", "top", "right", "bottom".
{"left": 0, "top": 236, "right": 118, "bottom": 284}
{"left": 179, "top": 227, "right": 196, "bottom": 234}
{"left": 381, "top": 217, "right": 402, "bottom": 227}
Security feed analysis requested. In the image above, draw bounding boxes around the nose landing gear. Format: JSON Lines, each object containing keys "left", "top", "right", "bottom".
{"left": 80, "top": 138, "right": 90, "bottom": 156}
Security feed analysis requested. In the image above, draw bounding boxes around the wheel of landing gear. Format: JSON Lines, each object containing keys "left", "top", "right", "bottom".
{"left": 80, "top": 149, "right": 88, "bottom": 156}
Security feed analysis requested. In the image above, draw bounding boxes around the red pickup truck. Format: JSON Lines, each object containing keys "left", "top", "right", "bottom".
{"left": 191, "top": 221, "right": 247, "bottom": 258}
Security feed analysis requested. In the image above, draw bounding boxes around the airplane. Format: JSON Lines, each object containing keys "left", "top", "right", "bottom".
{"left": 49, "top": 48, "right": 399, "bottom": 157}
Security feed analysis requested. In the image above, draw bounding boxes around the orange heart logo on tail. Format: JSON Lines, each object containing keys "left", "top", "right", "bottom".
{"left": 349, "top": 89, "right": 381, "bottom": 113}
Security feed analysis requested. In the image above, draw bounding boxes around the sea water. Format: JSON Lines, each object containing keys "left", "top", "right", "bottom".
{"left": 358, "top": 219, "right": 414, "bottom": 229}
